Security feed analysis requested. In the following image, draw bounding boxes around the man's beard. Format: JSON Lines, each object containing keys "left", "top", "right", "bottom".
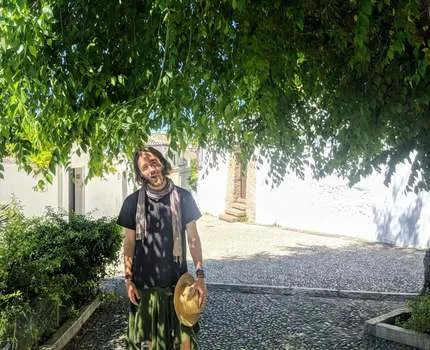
{"left": 144, "top": 173, "right": 165, "bottom": 188}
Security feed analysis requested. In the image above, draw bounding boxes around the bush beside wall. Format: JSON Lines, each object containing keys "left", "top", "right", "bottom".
{"left": 0, "top": 201, "right": 122, "bottom": 349}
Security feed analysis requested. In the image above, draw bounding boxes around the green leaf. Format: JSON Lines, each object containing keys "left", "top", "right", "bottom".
{"left": 29, "top": 45, "right": 37, "bottom": 58}
{"left": 17, "top": 44, "right": 24, "bottom": 55}
{"left": 0, "top": 0, "right": 428, "bottom": 192}
{"left": 42, "top": 5, "right": 53, "bottom": 16}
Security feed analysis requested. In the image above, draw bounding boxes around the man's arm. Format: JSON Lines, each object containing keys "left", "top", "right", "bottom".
{"left": 123, "top": 228, "right": 136, "bottom": 278}
{"left": 123, "top": 228, "right": 140, "bottom": 305}
{"left": 186, "top": 220, "right": 203, "bottom": 270}
{"left": 186, "top": 220, "right": 207, "bottom": 306}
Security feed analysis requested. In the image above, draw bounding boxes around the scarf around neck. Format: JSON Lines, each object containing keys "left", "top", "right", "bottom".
{"left": 136, "top": 177, "right": 183, "bottom": 264}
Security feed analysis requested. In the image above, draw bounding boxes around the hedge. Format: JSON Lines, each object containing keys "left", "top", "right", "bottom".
{"left": 0, "top": 201, "right": 122, "bottom": 349}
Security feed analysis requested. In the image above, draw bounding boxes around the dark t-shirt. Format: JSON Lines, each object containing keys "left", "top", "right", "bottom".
{"left": 117, "top": 186, "right": 201, "bottom": 290}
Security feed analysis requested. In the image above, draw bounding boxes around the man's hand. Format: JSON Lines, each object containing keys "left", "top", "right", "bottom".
{"left": 126, "top": 281, "right": 141, "bottom": 305}
{"left": 193, "top": 278, "right": 207, "bottom": 308}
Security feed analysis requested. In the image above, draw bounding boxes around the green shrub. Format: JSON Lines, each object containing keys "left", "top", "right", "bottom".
{"left": 0, "top": 204, "right": 9, "bottom": 230}
{"left": 403, "top": 295, "right": 430, "bottom": 334}
{"left": 0, "top": 201, "right": 122, "bottom": 349}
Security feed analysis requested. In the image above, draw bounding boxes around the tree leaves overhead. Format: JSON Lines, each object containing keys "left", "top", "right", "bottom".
{"left": 1, "top": 0, "right": 430, "bottom": 191}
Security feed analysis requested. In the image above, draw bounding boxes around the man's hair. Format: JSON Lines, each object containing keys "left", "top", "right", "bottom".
{"left": 133, "top": 146, "right": 172, "bottom": 185}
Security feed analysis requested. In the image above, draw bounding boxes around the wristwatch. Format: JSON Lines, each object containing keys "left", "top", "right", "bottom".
{"left": 125, "top": 274, "right": 133, "bottom": 285}
{"left": 195, "top": 268, "right": 205, "bottom": 279}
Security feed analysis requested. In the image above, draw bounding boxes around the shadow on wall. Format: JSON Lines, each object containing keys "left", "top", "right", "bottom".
{"left": 374, "top": 178, "right": 424, "bottom": 247}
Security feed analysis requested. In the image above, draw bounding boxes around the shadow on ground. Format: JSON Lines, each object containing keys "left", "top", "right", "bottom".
{"left": 67, "top": 243, "right": 424, "bottom": 350}
{"left": 202, "top": 243, "right": 424, "bottom": 293}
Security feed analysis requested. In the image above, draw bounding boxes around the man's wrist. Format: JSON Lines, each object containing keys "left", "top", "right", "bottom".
{"left": 125, "top": 273, "right": 133, "bottom": 284}
{"left": 195, "top": 268, "right": 205, "bottom": 279}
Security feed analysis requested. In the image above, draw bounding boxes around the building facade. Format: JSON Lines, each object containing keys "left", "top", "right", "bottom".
{"left": 0, "top": 135, "right": 194, "bottom": 218}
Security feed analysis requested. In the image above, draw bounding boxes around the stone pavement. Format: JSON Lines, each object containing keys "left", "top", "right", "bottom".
{"left": 66, "top": 292, "right": 411, "bottom": 350}
{"left": 196, "top": 215, "right": 424, "bottom": 293}
{"left": 67, "top": 215, "right": 426, "bottom": 349}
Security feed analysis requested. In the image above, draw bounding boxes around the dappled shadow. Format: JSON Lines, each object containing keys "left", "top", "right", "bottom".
{"left": 64, "top": 299, "right": 128, "bottom": 350}
{"left": 372, "top": 164, "right": 428, "bottom": 248}
{"left": 92, "top": 235, "right": 424, "bottom": 349}
{"left": 374, "top": 195, "right": 423, "bottom": 247}
{"left": 104, "top": 241, "right": 424, "bottom": 296}
{"left": 85, "top": 242, "right": 423, "bottom": 350}
{"left": 201, "top": 243, "right": 423, "bottom": 293}
{"left": 68, "top": 290, "right": 408, "bottom": 350}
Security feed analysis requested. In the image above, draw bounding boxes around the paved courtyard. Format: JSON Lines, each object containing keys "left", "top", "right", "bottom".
{"left": 67, "top": 215, "right": 426, "bottom": 349}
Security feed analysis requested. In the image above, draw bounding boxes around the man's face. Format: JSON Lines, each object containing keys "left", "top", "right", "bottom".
{"left": 137, "top": 151, "right": 165, "bottom": 188}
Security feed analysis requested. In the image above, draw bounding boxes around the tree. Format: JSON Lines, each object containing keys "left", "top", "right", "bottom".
{"left": 1, "top": 0, "right": 430, "bottom": 190}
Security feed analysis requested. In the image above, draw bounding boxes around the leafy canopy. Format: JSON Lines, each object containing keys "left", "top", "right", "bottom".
{"left": 1, "top": 0, "right": 430, "bottom": 190}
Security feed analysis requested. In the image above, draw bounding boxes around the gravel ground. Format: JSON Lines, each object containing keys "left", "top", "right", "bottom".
{"left": 109, "top": 215, "right": 424, "bottom": 293}
{"left": 69, "top": 215, "right": 425, "bottom": 349}
{"left": 66, "top": 291, "right": 415, "bottom": 350}
{"left": 196, "top": 216, "right": 425, "bottom": 293}
{"left": 201, "top": 247, "right": 422, "bottom": 293}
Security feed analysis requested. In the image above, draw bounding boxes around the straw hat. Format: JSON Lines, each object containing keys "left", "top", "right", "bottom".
{"left": 174, "top": 273, "right": 204, "bottom": 327}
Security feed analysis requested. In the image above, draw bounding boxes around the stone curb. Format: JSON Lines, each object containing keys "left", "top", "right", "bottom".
{"left": 365, "top": 307, "right": 430, "bottom": 349}
{"left": 206, "top": 282, "right": 419, "bottom": 301}
{"left": 40, "top": 298, "right": 102, "bottom": 350}
{"left": 103, "top": 277, "right": 419, "bottom": 301}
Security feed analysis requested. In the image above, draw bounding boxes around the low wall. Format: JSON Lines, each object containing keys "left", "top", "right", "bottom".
{"left": 255, "top": 159, "right": 430, "bottom": 248}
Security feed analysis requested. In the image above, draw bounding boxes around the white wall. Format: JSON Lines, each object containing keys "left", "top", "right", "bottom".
{"left": 0, "top": 155, "right": 128, "bottom": 219}
{"left": 85, "top": 171, "right": 125, "bottom": 218}
{"left": 372, "top": 163, "right": 430, "bottom": 248}
{"left": 70, "top": 153, "right": 126, "bottom": 218}
{"left": 0, "top": 159, "right": 59, "bottom": 216}
{"left": 196, "top": 151, "right": 228, "bottom": 216}
{"left": 255, "top": 157, "right": 430, "bottom": 248}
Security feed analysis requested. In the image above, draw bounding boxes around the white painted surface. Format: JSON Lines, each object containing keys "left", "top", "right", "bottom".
{"left": 0, "top": 160, "right": 59, "bottom": 216}
{"left": 70, "top": 152, "right": 127, "bottom": 218}
{"left": 254, "top": 157, "right": 430, "bottom": 248}
{"left": 0, "top": 156, "right": 126, "bottom": 219}
{"left": 255, "top": 161, "right": 382, "bottom": 241}
{"left": 196, "top": 152, "right": 228, "bottom": 217}
{"left": 85, "top": 170, "right": 124, "bottom": 218}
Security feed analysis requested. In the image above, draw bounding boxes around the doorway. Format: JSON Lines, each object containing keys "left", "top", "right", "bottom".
{"left": 69, "top": 167, "right": 85, "bottom": 214}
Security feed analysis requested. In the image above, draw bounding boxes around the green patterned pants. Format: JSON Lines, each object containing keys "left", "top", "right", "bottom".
{"left": 127, "top": 287, "right": 198, "bottom": 350}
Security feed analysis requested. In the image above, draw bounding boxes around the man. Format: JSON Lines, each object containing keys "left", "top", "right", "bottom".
{"left": 117, "top": 146, "right": 206, "bottom": 350}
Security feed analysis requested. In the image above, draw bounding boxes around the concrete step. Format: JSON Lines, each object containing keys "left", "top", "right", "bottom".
{"left": 236, "top": 198, "right": 246, "bottom": 205}
{"left": 225, "top": 208, "right": 246, "bottom": 218}
{"left": 232, "top": 202, "right": 246, "bottom": 211}
{"left": 219, "top": 213, "right": 239, "bottom": 223}
{"left": 219, "top": 213, "right": 247, "bottom": 223}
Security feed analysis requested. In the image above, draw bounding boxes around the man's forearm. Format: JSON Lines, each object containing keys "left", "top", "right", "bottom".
{"left": 186, "top": 221, "right": 203, "bottom": 270}
{"left": 188, "top": 234, "right": 203, "bottom": 269}
{"left": 123, "top": 230, "right": 136, "bottom": 278}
